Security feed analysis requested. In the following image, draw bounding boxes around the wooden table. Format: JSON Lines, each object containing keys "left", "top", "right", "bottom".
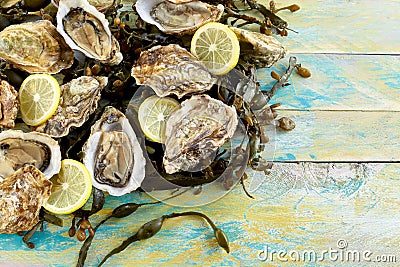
{"left": 1, "top": 0, "right": 399, "bottom": 266}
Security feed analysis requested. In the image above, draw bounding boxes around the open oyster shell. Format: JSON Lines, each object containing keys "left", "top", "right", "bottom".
{"left": 0, "top": 130, "right": 61, "bottom": 180}
{"left": 0, "top": 79, "right": 19, "bottom": 129}
{"left": 0, "top": 20, "right": 74, "bottom": 74}
{"left": 52, "top": 0, "right": 115, "bottom": 11}
{"left": 131, "top": 44, "right": 216, "bottom": 98}
{"left": 163, "top": 94, "right": 238, "bottom": 174}
{"left": 33, "top": 76, "right": 107, "bottom": 138}
{"left": 83, "top": 106, "right": 146, "bottom": 196}
{"left": 230, "top": 27, "right": 286, "bottom": 68}
{"left": 0, "top": 166, "right": 52, "bottom": 234}
{"left": 135, "top": 0, "right": 224, "bottom": 35}
{"left": 56, "top": 0, "right": 123, "bottom": 65}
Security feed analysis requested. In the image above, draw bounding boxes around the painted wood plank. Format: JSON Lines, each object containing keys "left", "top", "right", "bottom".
{"left": 258, "top": 54, "right": 400, "bottom": 111}
{"left": 0, "top": 163, "right": 398, "bottom": 266}
{"left": 256, "top": 0, "right": 400, "bottom": 54}
{"left": 267, "top": 110, "right": 400, "bottom": 162}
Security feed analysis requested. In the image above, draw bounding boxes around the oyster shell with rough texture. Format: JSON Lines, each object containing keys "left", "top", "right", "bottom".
{"left": 163, "top": 94, "right": 238, "bottom": 174}
{"left": 136, "top": 0, "right": 224, "bottom": 35}
{"left": 52, "top": 0, "right": 115, "bottom": 11}
{"left": 0, "top": 130, "right": 61, "bottom": 181}
{"left": 0, "top": 0, "right": 20, "bottom": 8}
{"left": 56, "top": 0, "right": 123, "bottom": 65}
{"left": 33, "top": 76, "right": 107, "bottom": 138}
{"left": 0, "top": 166, "right": 52, "bottom": 234}
{"left": 0, "top": 20, "right": 74, "bottom": 74}
{"left": 0, "top": 79, "right": 19, "bottom": 129}
{"left": 83, "top": 106, "right": 145, "bottom": 196}
{"left": 230, "top": 27, "right": 286, "bottom": 68}
{"left": 131, "top": 44, "right": 216, "bottom": 98}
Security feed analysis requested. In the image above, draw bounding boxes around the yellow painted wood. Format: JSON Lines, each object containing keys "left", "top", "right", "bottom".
{"left": 0, "top": 163, "right": 398, "bottom": 266}
{"left": 258, "top": 54, "right": 400, "bottom": 111}
{"left": 256, "top": 0, "right": 400, "bottom": 54}
{"left": 270, "top": 110, "right": 400, "bottom": 162}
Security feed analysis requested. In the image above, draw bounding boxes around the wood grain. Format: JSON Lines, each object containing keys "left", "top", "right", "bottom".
{"left": 259, "top": 54, "right": 400, "bottom": 111}
{"left": 257, "top": 0, "right": 400, "bottom": 54}
{"left": 268, "top": 110, "right": 400, "bottom": 162}
{"left": 0, "top": 163, "right": 398, "bottom": 266}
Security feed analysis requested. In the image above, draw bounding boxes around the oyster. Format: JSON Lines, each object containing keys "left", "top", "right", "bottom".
{"left": 230, "top": 27, "right": 286, "bottom": 68}
{"left": 136, "top": 0, "right": 224, "bottom": 35}
{"left": 0, "top": 166, "right": 52, "bottom": 234}
{"left": 131, "top": 44, "right": 216, "bottom": 98}
{"left": 0, "top": 130, "right": 61, "bottom": 180}
{"left": 0, "top": 20, "right": 74, "bottom": 74}
{"left": 83, "top": 106, "right": 146, "bottom": 196}
{"left": 52, "top": 0, "right": 115, "bottom": 11}
{"left": 0, "top": 79, "right": 19, "bottom": 129}
{"left": 33, "top": 76, "right": 107, "bottom": 138}
{"left": 0, "top": 0, "right": 20, "bottom": 8}
{"left": 56, "top": 0, "right": 123, "bottom": 65}
{"left": 163, "top": 94, "right": 238, "bottom": 174}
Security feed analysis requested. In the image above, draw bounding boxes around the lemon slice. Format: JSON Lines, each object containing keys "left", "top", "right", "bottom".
{"left": 43, "top": 159, "right": 92, "bottom": 215}
{"left": 138, "top": 95, "right": 180, "bottom": 143}
{"left": 191, "top": 22, "right": 240, "bottom": 75}
{"left": 18, "top": 74, "right": 60, "bottom": 126}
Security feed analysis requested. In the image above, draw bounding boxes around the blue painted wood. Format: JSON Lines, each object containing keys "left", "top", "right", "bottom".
{"left": 259, "top": 54, "right": 400, "bottom": 111}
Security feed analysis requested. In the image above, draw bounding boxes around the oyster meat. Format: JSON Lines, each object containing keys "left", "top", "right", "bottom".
{"left": 163, "top": 94, "right": 238, "bottom": 174}
{"left": 0, "top": 79, "right": 19, "bottom": 129}
{"left": 230, "top": 27, "right": 286, "bottom": 68}
{"left": 0, "top": 20, "right": 74, "bottom": 74}
{"left": 33, "top": 76, "right": 107, "bottom": 138}
{"left": 83, "top": 106, "right": 146, "bottom": 196}
{"left": 0, "top": 130, "right": 61, "bottom": 181}
{"left": 56, "top": 0, "right": 123, "bottom": 65}
{"left": 136, "top": 0, "right": 224, "bottom": 35}
{"left": 131, "top": 44, "right": 216, "bottom": 98}
{"left": 0, "top": 166, "right": 52, "bottom": 234}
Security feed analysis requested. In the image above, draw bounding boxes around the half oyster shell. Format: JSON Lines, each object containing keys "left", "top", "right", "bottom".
{"left": 0, "top": 130, "right": 61, "bottom": 180}
{"left": 33, "top": 76, "right": 107, "bottom": 138}
{"left": 0, "top": 166, "right": 52, "bottom": 234}
{"left": 56, "top": 0, "right": 123, "bottom": 65}
{"left": 230, "top": 27, "right": 286, "bottom": 68}
{"left": 0, "top": 20, "right": 74, "bottom": 74}
{"left": 163, "top": 94, "right": 238, "bottom": 174}
{"left": 136, "top": 0, "right": 224, "bottom": 35}
{"left": 131, "top": 44, "right": 216, "bottom": 98}
{"left": 83, "top": 106, "right": 146, "bottom": 196}
{"left": 52, "top": 0, "right": 115, "bottom": 11}
{"left": 0, "top": 79, "right": 19, "bottom": 129}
